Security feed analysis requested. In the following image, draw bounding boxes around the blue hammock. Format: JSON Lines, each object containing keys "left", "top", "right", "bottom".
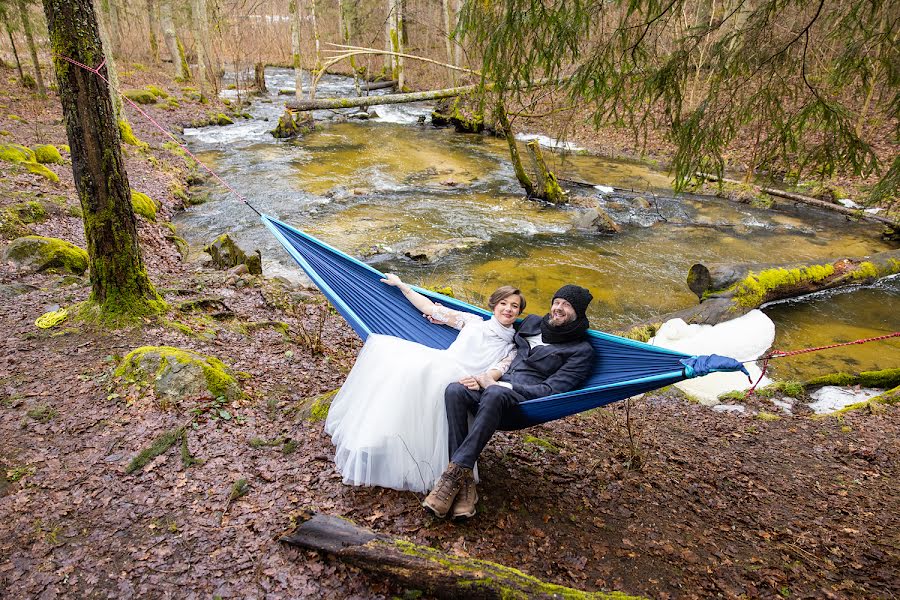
{"left": 262, "top": 215, "right": 746, "bottom": 430}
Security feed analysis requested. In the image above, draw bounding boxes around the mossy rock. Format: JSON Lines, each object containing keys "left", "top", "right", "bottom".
{"left": 270, "top": 109, "right": 313, "bottom": 139}
{"left": 24, "top": 161, "right": 59, "bottom": 183}
{"left": 204, "top": 233, "right": 262, "bottom": 275}
{"left": 0, "top": 143, "right": 36, "bottom": 163}
{"left": 3, "top": 235, "right": 89, "bottom": 274}
{"left": 131, "top": 191, "right": 159, "bottom": 221}
{"left": 215, "top": 113, "right": 234, "bottom": 126}
{"left": 32, "top": 144, "right": 64, "bottom": 164}
{"left": 0, "top": 201, "right": 46, "bottom": 238}
{"left": 119, "top": 120, "right": 149, "bottom": 149}
{"left": 115, "top": 345, "right": 242, "bottom": 403}
{"left": 431, "top": 96, "right": 484, "bottom": 133}
{"left": 145, "top": 84, "right": 169, "bottom": 98}
{"left": 123, "top": 89, "right": 158, "bottom": 105}
{"left": 292, "top": 388, "right": 338, "bottom": 422}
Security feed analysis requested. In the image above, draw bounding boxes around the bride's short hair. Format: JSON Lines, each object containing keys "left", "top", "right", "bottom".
{"left": 488, "top": 286, "right": 526, "bottom": 313}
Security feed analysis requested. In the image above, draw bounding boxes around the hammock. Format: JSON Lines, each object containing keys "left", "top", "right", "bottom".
{"left": 263, "top": 215, "right": 744, "bottom": 430}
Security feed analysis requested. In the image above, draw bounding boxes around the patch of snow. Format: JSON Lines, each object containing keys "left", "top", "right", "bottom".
{"left": 594, "top": 185, "right": 615, "bottom": 195}
{"left": 649, "top": 309, "right": 775, "bottom": 405}
{"left": 808, "top": 386, "right": 882, "bottom": 414}
{"left": 712, "top": 404, "right": 746, "bottom": 414}
{"left": 836, "top": 198, "right": 860, "bottom": 209}
{"left": 771, "top": 398, "right": 794, "bottom": 414}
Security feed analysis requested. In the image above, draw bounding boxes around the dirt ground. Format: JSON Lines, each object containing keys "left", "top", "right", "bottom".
{"left": 1, "top": 64, "right": 899, "bottom": 599}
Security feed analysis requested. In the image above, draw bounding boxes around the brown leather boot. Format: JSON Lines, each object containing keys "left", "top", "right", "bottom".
{"left": 422, "top": 463, "right": 469, "bottom": 518}
{"left": 450, "top": 471, "right": 477, "bottom": 519}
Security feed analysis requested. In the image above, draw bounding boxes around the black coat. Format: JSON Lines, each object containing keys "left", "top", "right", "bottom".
{"left": 499, "top": 314, "right": 595, "bottom": 400}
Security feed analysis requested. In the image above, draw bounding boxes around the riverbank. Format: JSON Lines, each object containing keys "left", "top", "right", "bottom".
{"left": 2, "top": 64, "right": 899, "bottom": 598}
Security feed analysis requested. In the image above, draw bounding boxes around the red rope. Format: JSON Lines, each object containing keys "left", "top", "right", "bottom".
{"left": 53, "top": 53, "right": 260, "bottom": 215}
{"left": 744, "top": 331, "right": 900, "bottom": 398}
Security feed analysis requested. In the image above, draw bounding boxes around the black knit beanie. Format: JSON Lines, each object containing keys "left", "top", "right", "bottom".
{"left": 553, "top": 284, "right": 593, "bottom": 318}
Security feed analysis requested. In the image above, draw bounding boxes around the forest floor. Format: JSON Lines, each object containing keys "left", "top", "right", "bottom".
{"left": 1, "top": 63, "right": 899, "bottom": 600}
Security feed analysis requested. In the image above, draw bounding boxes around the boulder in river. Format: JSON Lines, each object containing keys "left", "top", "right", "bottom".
{"left": 403, "top": 237, "right": 485, "bottom": 263}
{"left": 204, "top": 233, "right": 262, "bottom": 275}
{"left": 572, "top": 206, "right": 621, "bottom": 234}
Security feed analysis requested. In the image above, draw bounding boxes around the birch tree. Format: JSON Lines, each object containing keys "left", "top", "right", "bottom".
{"left": 289, "top": 0, "right": 303, "bottom": 98}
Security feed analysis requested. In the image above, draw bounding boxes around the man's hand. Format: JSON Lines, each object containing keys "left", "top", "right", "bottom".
{"left": 474, "top": 372, "right": 497, "bottom": 390}
{"left": 458, "top": 375, "right": 480, "bottom": 390}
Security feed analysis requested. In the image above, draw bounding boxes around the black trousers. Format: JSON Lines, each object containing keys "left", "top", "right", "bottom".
{"left": 444, "top": 382, "right": 525, "bottom": 469}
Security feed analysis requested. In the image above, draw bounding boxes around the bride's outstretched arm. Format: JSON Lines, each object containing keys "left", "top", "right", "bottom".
{"left": 381, "top": 273, "right": 436, "bottom": 316}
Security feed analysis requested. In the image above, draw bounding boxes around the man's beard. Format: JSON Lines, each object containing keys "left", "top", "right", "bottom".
{"left": 548, "top": 314, "right": 570, "bottom": 327}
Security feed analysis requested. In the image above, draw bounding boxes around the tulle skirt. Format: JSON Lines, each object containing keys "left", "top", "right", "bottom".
{"left": 325, "top": 334, "right": 468, "bottom": 493}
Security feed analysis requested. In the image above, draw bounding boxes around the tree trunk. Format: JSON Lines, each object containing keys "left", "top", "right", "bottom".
{"left": 159, "top": 0, "right": 189, "bottom": 81}
{"left": 337, "top": 0, "right": 360, "bottom": 95}
{"left": 1, "top": 4, "right": 26, "bottom": 84}
{"left": 286, "top": 83, "right": 474, "bottom": 111}
{"left": 191, "top": 0, "right": 211, "bottom": 100}
{"left": 441, "top": 0, "right": 454, "bottom": 82}
{"left": 309, "top": 0, "right": 320, "bottom": 73}
{"left": 289, "top": 0, "right": 303, "bottom": 99}
{"left": 496, "top": 104, "right": 535, "bottom": 196}
{"left": 382, "top": 0, "right": 392, "bottom": 73}
{"left": 42, "top": 0, "right": 166, "bottom": 320}
{"left": 526, "top": 140, "right": 566, "bottom": 203}
{"left": 146, "top": 0, "right": 160, "bottom": 64}
{"left": 281, "top": 511, "right": 626, "bottom": 600}
{"left": 666, "top": 251, "right": 900, "bottom": 325}
{"left": 92, "top": 0, "right": 122, "bottom": 122}
{"left": 16, "top": 0, "right": 46, "bottom": 95}
{"left": 104, "top": 0, "right": 121, "bottom": 55}
{"left": 451, "top": 0, "right": 463, "bottom": 67}
{"left": 253, "top": 62, "right": 267, "bottom": 93}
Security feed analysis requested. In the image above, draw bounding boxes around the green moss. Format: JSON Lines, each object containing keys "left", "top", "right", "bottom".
{"left": 806, "top": 368, "right": 900, "bottom": 390}
{"left": 850, "top": 261, "right": 878, "bottom": 280}
{"left": 60, "top": 144, "right": 70, "bottom": 153}
{"left": 618, "top": 323, "right": 660, "bottom": 343}
{"left": 391, "top": 539, "right": 644, "bottom": 599}
{"left": 131, "top": 190, "right": 158, "bottom": 221}
{"left": 123, "top": 89, "right": 157, "bottom": 104}
{"left": 25, "top": 161, "right": 59, "bottom": 183}
{"left": 729, "top": 264, "right": 835, "bottom": 308}
{"left": 834, "top": 385, "right": 900, "bottom": 415}
{"left": 215, "top": 113, "right": 234, "bottom": 126}
{"left": 7, "top": 114, "right": 25, "bottom": 122}
{"left": 32, "top": 144, "right": 64, "bottom": 164}
{"left": 162, "top": 141, "right": 197, "bottom": 169}
{"left": 307, "top": 389, "right": 338, "bottom": 422}
{"left": 0, "top": 130, "right": 9, "bottom": 136}
{"left": 756, "top": 411, "right": 781, "bottom": 421}
{"left": 4, "top": 235, "right": 89, "bottom": 274}
{"left": 717, "top": 390, "right": 747, "bottom": 402}
{"left": 165, "top": 97, "right": 181, "bottom": 110}
{"left": 119, "top": 119, "right": 149, "bottom": 149}
{"left": 755, "top": 380, "right": 805, "bottom": 398}
{"left": 125, "top": 427, "right": 183, "bottom": 474}
{"left": 145, "top": 84, "right": 168, "bottom": 98}
{"left": 115, "top": 345, "right": 242, "bottom": 401}
{"left": 523, "top": 434, "right": 559, "bottom": 453}
{"left": 0, "top": 143, "right": 36, "bottom": 163}
{"left": 26, "top": 403, "right": 58, "bottom": 423}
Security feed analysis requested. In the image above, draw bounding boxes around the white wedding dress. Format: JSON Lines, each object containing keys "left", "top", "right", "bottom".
{"left": 325, "top": 305, "right": 516, "bottom": 493}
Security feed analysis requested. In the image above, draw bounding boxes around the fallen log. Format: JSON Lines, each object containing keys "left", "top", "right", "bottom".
{"left": 697, "top": 173, "right": 899, "bottom": 229}
{"left": 285, "top": 84, "right": 477, "bottom": 112}
{"left": 281, "top": 511, "right": 641, "bottom": 599}
{"left": 360, "top": 80, "right": 396, "bottom": 91}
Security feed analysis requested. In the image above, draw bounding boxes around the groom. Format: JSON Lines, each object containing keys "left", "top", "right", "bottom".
{"left": 424, "top": 284, "right": 596, "bottom": 518}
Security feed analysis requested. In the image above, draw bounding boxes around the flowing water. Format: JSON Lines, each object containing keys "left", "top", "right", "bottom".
{"left": 174, "top": 68, "right": 900, "bottom": 381}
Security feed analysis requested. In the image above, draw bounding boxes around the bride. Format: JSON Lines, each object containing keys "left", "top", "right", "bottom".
{"left": 325, "top": 274, "right": 525, "bottom": 493}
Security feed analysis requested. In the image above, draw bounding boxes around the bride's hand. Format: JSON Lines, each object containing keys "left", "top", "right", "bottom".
{"left": 380, "top": 273, "right": 403, "bottom": 287}
{"left": 459, "top": 375, "right": 480, "bottom": 390}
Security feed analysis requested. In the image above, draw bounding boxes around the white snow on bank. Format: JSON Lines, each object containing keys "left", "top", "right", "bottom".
{"left": 808, "top": 386, "right": 882, "bottom": 414}
{"left": 514, "top": 133, "right": 585, "bottom": 152}
{"left": 649, "top": 309, "right": 775, "bottom": 405}
{"left": 594, "top": 185, "right": 615, "bottom": 195}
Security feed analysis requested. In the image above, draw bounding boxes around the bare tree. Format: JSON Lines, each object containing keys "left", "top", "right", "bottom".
{"left": 146, "top": 0, "right": 160, "bottom": 64}
{"left": 0, "top": 1, "right": 27, "bottom": 85}
{"left": 289, "top": 0, "right": 303, "bottom": 98}
{"left": 159, "top": 0, "right": 189, "bottom": 80}
{"left": 15, "top": 0, "right": 46, "bottom": 95}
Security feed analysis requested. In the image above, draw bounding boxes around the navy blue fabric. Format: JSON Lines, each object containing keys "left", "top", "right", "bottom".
{"left": 262, "top": 215, "right": 746, "bottom": 429}
{"left": 680, "top": 355, "right": 750, "bottom": 379}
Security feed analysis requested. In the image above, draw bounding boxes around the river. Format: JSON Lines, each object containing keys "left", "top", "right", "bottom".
{"left": 173, "top": 68, "right": 900, "bottom": 382}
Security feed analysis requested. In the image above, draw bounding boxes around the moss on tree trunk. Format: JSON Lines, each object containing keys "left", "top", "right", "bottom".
{"left": 43, "top": 0, "right": 167, "bottom": 321}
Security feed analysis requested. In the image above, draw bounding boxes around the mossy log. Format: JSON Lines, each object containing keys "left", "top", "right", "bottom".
{"left": 281, "top": 511, "right": 642, "bottom": 600}
{"left": 687, "top": 250, "right": 900, "bottom": 300}
{"left": 360, "top": 80, "right": 396, "bottom": 91}
{"left": 697, "top": 173, "right": 899, "bottom": 228}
